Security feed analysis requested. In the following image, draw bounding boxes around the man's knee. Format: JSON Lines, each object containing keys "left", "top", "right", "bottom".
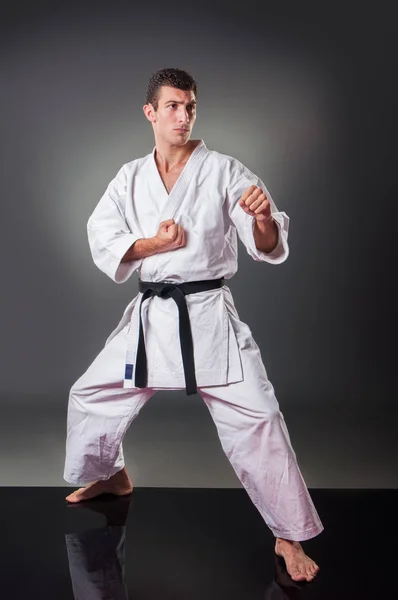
{"left": 252, "top": 403, "right": 281, "bottom": 426}
{"left": 233, "top": 401, "right": 281, "bottom": 429}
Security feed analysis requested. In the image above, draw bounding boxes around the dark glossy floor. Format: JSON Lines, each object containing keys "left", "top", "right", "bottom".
{"left": 0, "top": 488, "right": 395, "bottom": 599}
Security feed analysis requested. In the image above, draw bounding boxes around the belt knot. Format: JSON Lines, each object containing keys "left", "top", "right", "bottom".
{"left": 156, "top": 283, "right": 178, "bottom": 299}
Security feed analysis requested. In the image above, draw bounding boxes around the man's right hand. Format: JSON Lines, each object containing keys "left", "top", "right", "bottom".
{"left": 154, "top": 219, "right": 186, "bottom": 253}
{"left": 121, "top": 219, "right": 186, "bottom": 263}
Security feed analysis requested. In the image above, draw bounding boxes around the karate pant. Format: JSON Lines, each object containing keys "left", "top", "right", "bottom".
{"left": 64, "top": 324, "right": 324, "bottom": 542}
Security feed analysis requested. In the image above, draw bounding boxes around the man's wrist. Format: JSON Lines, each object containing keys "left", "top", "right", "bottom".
{"left": 253, "top": 217, "right": 279, "bottom": 253}
{"left": 255, "top": 216, "right": 277, "bottom": 233}
{"left": 152, "top": 235, "right": 167, "bottom": 254}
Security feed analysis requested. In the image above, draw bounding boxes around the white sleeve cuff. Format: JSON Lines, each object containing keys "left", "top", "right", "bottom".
{"left": 246, "top": 211, "right": 290, "bottom": 264}
{"left": 99, "top": 233, "right": 143, "bottom": 283}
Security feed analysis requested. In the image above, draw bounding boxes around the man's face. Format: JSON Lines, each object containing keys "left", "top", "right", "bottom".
{"left": 144, "top": 86, "right": 197, "bottom": 145}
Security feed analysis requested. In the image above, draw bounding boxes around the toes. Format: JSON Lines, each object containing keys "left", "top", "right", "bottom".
{"left": 306, "top": 565, "right": 317, "bottom": 580}
{"left": 291, "top": 575, "right": 305, "bottom": 581}
{"left": 291, "top": 568, "right": 306, "bottom": 582}
{"left": 310, "top": 562, "right": 319, "bottom": 575}
{"left": 66, "top": 488, "right": 85, "bottom": 503}
{"left": 66, "top": 494, "right": 78, "bottom": 503}
{"left": 292, "top": 561, "right": 316, "bottom": 582}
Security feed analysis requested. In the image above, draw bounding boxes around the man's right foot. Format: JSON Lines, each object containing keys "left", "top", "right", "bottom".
{"left": 66, "top": 467, "right": 133, "bottom": 503}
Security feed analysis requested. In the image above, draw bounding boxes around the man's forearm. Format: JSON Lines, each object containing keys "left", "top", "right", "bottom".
{"left": 253, "top": 218, "right": 279, "bottom": 253}
{"left": 121, "top": 237, "right": 160, "bottom": 262}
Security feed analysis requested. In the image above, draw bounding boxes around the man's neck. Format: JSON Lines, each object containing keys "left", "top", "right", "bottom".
{"left": 154, "top": 139, "right": 200, "bottom": 172}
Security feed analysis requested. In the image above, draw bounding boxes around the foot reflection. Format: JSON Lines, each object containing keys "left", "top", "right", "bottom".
{"left": 65, "top": 495, "right": 132, "bottom": 600}
{"left": 65, "top": 495, "right": 316, "bottom": 600}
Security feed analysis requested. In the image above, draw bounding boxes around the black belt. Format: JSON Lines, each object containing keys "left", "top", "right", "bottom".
{"left": 135, "top": 278, "right": 225, "bottom": 395}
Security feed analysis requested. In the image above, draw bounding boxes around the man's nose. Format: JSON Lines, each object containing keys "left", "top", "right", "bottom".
{"left": 178, "top": 107, "right": 190, "bottom": 123}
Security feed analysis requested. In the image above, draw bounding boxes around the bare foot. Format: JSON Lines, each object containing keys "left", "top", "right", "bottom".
{"left": 275, "top": 538, "right": 320, "bottom": 583}
{"left": 66, "top": 467, "right": 133, "bottom": 503}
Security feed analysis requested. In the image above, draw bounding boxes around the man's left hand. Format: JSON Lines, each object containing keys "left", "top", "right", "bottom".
{"left": 239, "top": 185, "right": 273, "bottom": 224}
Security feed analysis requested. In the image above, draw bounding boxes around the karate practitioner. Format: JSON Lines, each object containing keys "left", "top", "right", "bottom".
{"left": 64, "top": 68, "right": 323, "bottom": 582}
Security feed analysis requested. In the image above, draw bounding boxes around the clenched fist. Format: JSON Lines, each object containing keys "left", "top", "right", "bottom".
{"left": 239, "top": 185, "right": 273, "bottom": 224}
{"left": 154, "top": 219, "right": 186, "bottom": 253}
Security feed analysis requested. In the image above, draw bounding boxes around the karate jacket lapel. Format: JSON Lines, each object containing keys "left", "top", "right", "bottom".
{"left": 156, "top": 139, "right": 208, "bottom": 222}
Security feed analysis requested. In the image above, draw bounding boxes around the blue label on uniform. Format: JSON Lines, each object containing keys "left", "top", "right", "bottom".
{"left": 125, "top": 364, "right": 133, "bottom": 380}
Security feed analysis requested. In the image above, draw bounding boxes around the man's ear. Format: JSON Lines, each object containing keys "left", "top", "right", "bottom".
{"left": 143, "top": 104, "right": 156, "bottom": 123}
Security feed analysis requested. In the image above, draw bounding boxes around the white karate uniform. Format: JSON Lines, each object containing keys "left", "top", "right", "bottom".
{"left": 64, "top": 140, "right": 324, "bottom": 542}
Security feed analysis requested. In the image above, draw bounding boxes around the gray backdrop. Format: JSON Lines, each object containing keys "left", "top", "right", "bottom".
{"left": 1, "top": 1, "right": 396, "bottom": 487}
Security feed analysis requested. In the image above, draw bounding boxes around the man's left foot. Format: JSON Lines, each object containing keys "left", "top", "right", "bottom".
{"left": 275, "top": 538, "right": 319, "bottom": 582}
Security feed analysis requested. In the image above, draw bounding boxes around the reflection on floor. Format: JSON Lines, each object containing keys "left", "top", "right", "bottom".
{"left": 0, "top": 488, "right": 395, "bottom": 599}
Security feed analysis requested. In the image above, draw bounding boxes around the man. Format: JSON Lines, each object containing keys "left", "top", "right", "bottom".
{"left": 64, "top": 68, "right": 323, "bottom": 582}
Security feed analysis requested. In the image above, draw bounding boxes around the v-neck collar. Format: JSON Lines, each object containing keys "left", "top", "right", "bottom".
{"left": 151, "top": 140, "right": 206, "bottom": 197}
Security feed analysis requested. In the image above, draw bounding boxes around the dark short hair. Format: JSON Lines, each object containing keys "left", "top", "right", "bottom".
{"left": 145, "top": 68, "right": 197, "bottom": 110}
